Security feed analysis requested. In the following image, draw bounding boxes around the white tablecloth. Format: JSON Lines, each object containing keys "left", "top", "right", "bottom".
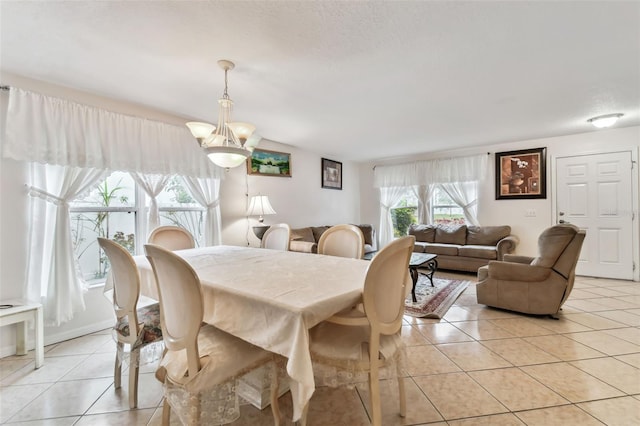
{"left": 135, "top": 245, "right": 369, "bottom": 421}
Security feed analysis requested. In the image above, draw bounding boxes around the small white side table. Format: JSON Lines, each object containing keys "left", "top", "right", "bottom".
{"left": 0, "top": 300, "right": 44, "bottom": 368}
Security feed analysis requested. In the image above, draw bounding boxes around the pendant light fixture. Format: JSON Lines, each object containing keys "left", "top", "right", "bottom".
{"left": 186, "top": 60, "right": 260, "bottom": 168}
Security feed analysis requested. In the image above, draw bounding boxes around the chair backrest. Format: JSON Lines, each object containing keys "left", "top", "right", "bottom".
{"left": 144, "top": 244, "right": 204, "bottom": 377}
{"left": 556, "top": 228, "right": 586, "bottom": 307}
{"left": 148, "top": 226, "right": 195, "bottom": 251}
{"left": 317, "top": 224, "right": 365, "bottom": 259}
{"left": 98, "top": 238, "right": 140, "bottom": 337}
{"left": 531, "top": 224, "right": 583, "bottom": 269}
{"left": 261, "top": 223, "right": 291, "bottom": 250}
{"left": 362, "top": 236, "right": 415, "bottom": 336}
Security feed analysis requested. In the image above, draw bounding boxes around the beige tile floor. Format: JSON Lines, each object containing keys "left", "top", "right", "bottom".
{"left": 1, "top": 272, "right": 639, "bottom": 425}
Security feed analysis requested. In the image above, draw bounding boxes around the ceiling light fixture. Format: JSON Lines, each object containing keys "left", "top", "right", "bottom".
{"left": 587, "top": 113, "right": 624, "bottom": 129}
{"left": 186, "top": 60, "right": 260, "bottom": 169}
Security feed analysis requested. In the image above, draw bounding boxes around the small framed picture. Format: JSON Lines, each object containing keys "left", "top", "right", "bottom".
{"left": 247, "top": 148, "right": 291, "bottom": 177}
{"left": 321, "top": 158, "right": 342, "bottom": 190}
{"left": 495, "top": 147, "right": 546, "bottom": 199}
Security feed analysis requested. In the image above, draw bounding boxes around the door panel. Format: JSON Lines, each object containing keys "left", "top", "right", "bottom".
{"left": 556, "top": 151, "right": 633, "bottom": 279}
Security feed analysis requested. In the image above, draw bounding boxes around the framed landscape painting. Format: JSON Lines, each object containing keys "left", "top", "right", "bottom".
{"left": 247, "top": 148, "right": 291, "bottom": 177}
{"left": 495, "top": 147, "right": 546, "bottom": 199}
{"left": 321, "top": 158, "right": 342, "bottom": 190}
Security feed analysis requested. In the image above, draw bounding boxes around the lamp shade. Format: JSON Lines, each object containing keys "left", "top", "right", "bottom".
{"left": 186, "top": 122, "right": 216, "bottom": 139}
{"left": 247, "top": 195, "right": 276, "bottom": 222}
{"left": 205, "top": 145, "right": 249, "bottom": 169}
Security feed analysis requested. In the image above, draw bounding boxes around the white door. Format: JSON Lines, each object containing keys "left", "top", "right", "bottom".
{"left": 556, "top": 151, "right": 634, "bottom": 280}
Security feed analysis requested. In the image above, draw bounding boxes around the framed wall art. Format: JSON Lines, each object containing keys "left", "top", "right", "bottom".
{"left": 495, "top": 147, "right": 546, "bottom": 199}
{"left": 247, "top": 148, "right": 291, "bottom": 177}
{"left": 321, "top": 158, "right": 342, "bottom": 190}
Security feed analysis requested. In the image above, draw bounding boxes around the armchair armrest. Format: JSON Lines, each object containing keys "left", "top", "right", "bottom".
{"left": 503, "top": 254, "right": 535, "bottom": 264}
{"left": 486, "top": 260, "right": 551, "bottom": 281}
{"left": 496, "top": 235, "right": 519, "bottom": 260}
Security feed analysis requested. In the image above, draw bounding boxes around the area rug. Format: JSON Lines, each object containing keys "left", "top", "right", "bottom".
{"left": 404, "top": 276, "right": 470, "bottom": 318}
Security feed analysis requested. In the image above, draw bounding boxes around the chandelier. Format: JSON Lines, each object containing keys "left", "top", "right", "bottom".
{"left": 186, "top": 60, "right": 260, "bottom": 168}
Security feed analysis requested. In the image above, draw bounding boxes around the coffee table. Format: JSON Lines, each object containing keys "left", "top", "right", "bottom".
{"left": 363, "top": 251, "right": 438, "bottom": 303}
{"left": 409, "top": 253, "right": 438, "bottom": 302}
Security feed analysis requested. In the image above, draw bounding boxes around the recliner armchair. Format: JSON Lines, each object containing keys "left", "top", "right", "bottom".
{"left": 476, "top": 224, "right": 586, "bottom": 316}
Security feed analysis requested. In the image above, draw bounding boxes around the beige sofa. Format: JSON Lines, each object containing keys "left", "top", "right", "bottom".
{"left": 408, "top": 224, "right": 518, "bottom": 272}
{"left": 289, "top": 224, "right": 377, "bottom": 254}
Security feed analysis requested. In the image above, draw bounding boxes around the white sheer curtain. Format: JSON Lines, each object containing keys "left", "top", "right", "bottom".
{"left": 131, "top": 173, "right": 170, "bottom": 236}
{"left": 26, "top": 164, "right": 107, "bottom": 326}
{"left": 378, "top": 186, "right": 407, "bottom": 248}
{"left": 412, "top": 184, "right": 435, "bottom": 224}
{"left": 181, "top": 176, "right": 222, "bottom": 246}
{"left": 3, "top": 88, "right": 223, "bottom": 179}
{"left": 439, "top": 182, "right": 480, "bottom": 226}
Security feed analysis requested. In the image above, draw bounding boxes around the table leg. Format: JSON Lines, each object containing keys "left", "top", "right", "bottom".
{"left": 409, "top": 267, "right": 419, "bottom": 303}
{"left": 16, "top": 320, "right": 27, "bottom": 356}
{"left": 423, "top": 259, "right": 438, "bottom": 287}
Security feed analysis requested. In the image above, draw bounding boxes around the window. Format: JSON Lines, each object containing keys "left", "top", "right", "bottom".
{"left": 156, "top": 176, "right": 205, "bottom": 246}
{"left": 390, "top": 190, "right": 418, "bottom": 237}
{"left": 70, "top": 172, "right": 137, "bottom": 284}
{"left": 432, "top": 186, "right": 466, "bottom": 225}
{"left": 390, "top": 183, "right": 473, "bottom": 236}
{"left": 70, "top": 174, "right": 205, "bottom": 285}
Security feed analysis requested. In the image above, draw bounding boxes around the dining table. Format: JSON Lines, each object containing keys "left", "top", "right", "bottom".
{"left": 133, "top": 245, "right": 370, "bottom": 422}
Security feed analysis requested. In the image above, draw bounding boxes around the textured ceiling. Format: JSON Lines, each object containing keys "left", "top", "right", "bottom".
{"left": 1, "top": 1, "right": 638, "bottom": 162}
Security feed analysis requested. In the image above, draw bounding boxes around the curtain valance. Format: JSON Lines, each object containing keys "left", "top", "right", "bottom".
{"left": 3, "top": 88, "right": 224, "bottom": 179}
{"left": 373, "top": 154, "right": 487, "bottom": 187}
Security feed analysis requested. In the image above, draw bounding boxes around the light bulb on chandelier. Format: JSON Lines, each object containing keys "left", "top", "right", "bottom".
{"left": 186, "top": 60, "right": 260, "bottom": 169}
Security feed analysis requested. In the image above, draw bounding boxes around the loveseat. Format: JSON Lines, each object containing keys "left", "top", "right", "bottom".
{"left": 289, "top": 224, "right": 377, "bottom": 254}
{"left": 408, "top": 224, "right": 518, "bottom": 273}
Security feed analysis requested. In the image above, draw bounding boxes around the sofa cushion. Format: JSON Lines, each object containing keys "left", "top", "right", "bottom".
{"left": 408, "top": 224, "right": 436, "bottom": 243}
{"left": 467, "top": 226, "right": 511, "bottom": 246}
{"left": 311, "top": 226, "right": 330, "bottom": 242}
{"left": 356, "top": 224, "right": 374, "bottom": 246}
{"left": 289, "top": 240, "right": 318, "bottom": 253}
{"left": 422, "top": 243, "right": 460, "bottom": 256}
{"left": 435, "top": 224, "right": 467, "bottom": 245}
{"left": 458, "top": 245, "right": 498, "bottom": 260}
{"left": 290, "top": 227, "right": 315, "bottom": 243}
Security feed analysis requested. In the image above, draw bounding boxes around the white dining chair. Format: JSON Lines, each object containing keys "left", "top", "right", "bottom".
{"left": 144, "top": 244, "right": 282, "bottom": 426}
{"left": 261, "top": 223, "right": 291, "bottom": 251}
{"left": 98, "top": 237, "right": 163, "bottom": 409}
{"left": 306, "top": 235, "right": 415, "bottom": 426}
{"left": 148, "top": 225, "right": 195, "bottom": 251}
{"left": 317, "top": 224, "right": 365, "bottom": 259}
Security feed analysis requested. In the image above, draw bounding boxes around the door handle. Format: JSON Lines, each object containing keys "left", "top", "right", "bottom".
{"left": 558, "top": 220, "right": 567, "bottom": 224}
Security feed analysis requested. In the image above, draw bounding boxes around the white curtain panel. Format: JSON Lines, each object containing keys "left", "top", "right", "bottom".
{"left": 378, "top": 186, "right": 407, "bottom": 248}
{"left": 26, "top": 164, "right": 107, "bottom": 326}
{"left": 412, "top": 184, "right": 435, "bottom": 224}
{"left": 131, "top": 173, "right": 170, "bottom": 236}
{"left": 181, "top": 176, "right": 222, "bottom": 246}
{"left": 439, "top": 181, "right": 480, "bottom": 226}
{"left": 3, "top": 88, "right": 223, "bottom": 179}
{"left": 373, "top": 154, "right": 487, "bottom": 187}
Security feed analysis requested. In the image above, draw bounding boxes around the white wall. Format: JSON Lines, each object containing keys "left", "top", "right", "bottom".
{"left": 219, "top": 139, "right": 362, "bottom": 247}
{"left": 359, "top": 126, "right": 640, "bottom": 265}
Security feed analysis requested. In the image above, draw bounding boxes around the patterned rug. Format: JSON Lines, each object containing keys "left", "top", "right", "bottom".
{"left": 404, "top": 276, "right": 470, "bottom": 318}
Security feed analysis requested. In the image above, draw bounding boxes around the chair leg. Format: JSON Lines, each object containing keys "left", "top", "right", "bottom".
{"left": 162, "top": 398, "right": 171, "bottom": 426}
{"left": 270, "top": 362, "right": 282, "bottom": 426}
{"left": 114, "top": 343, "right": 122, "bottom": 389}
{"left": 368, "top": 364, "right": 382, "bottom": 426}
{"left": 128, "top": 349, "right": 139, "bottom": 409}
{"left": 397, "top": 375, "right": 406, "bottom": 418}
